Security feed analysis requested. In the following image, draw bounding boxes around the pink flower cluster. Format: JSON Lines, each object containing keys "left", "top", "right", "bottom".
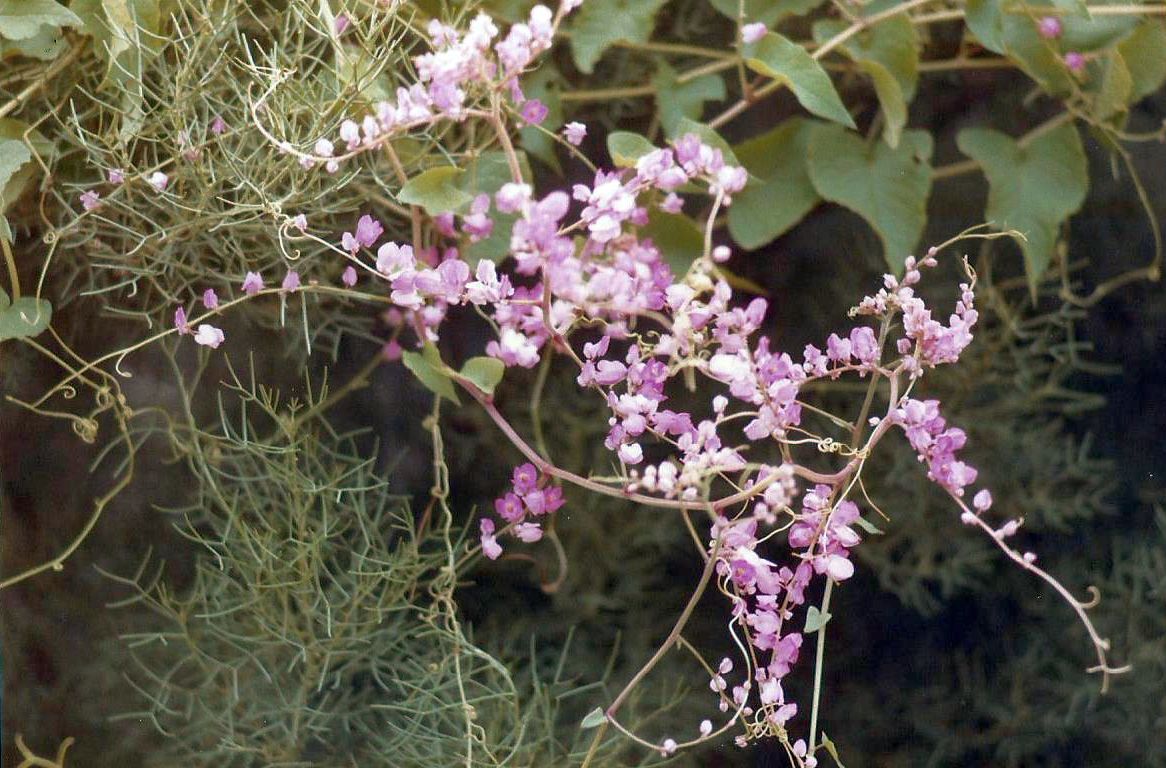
{"left": 480, "top": 463, "right": 565, "bottom": 558}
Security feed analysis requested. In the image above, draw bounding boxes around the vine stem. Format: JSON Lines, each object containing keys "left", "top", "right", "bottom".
{"left": 2, "top": 233, "right": 19, "bottom": 300}
{"left": 807, "top": 578, "right": 834, "bottom": 756}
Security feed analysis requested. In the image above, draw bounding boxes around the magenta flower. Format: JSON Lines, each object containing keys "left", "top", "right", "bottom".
{"left": 174, "top": 306, "right": 191, "bottom": 334}
{"left": 495, "top": 492, "right": 525, "bottom": 522}
{"left": 202, "top": 288, "right": 219, "bottom": 309}
{"left": 342, "top": 265, "right": 358, "bottom": 287}
{"left": 512, "top": 463, "right": 539, "bottom": 495}
{"left": 211, "top": 115, "right": 227, "bottom": 135}
{"left": 1064, "top": 51, "right": 1086, "bottom": 73}
{"left": 193, "top": 324, "right": 225, "bottom": 348}
{"left": 520, "top": 99, "right": 548, "bottom": 126}
{"left": 334, "top": 13, "right": 350, "bottom": 35}
{"left": 241, "top": 271, "right": 264, "bottom": 295}
{"left": 1037, "top": 15, "right": 1062, "bottom": 39}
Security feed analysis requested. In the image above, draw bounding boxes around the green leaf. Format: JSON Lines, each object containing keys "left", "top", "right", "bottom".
{"left": 458, "top": 151, "right": 532, "bottom": 199}
{"left": 0, "top": 138, "right": 31, "bottom": 210}
{"left": 708, "top": 0, "right": 825, "bottom": 26}
{"left": 655, "top": 62, "right": 726, "bottom": 137}
{"left": 0, "top": 0, "right": 80, "bottom": 40}
{"left": 401, "top": 343, "right": 461, "bottom": 404}
{"left": 821, "top": 733, "right": 848, "bottom": 767}
{"left": 956, "top": 124, "right": 1088, "bottom": 292}
{"left": 853, "top": 515, "right": 885, "bottom": 535}
{"left": 607, "top": 131, "right": 656, "bottom": 168}
{"left": 641, "top": 208, "right": 705, "bottom": 274}
{"left": 581, "top": 707, "right": 607, "bottom": 729}
{"left": 1058, "top": 0, "right": 1139, "bottom": 52}
{"left": 804, "top": 605, "right": 832, "bottom": 633}
{"left": 813, "top": 16, "right": 918, "bottom": 146}
{"left": 398, "top": 166, "right": 473, "bottom": 215}
{"left": 1092, "top": 50, "right": 1133, "bottom": 122}
{"left": 964, "top": 0, "right": 1007, "bottom": 54}
{"left": 0, "top": 24, "right": 67, "bottom": 60}
{"left": 729, "top": 118, "right": 820, "bottom": 249}
{"left": 807, "top": 125, "right": 933, "bottom": 272}
{"left": 459, "top": 357, "right": 505, "bottom": 396}
{"left": 1119, "top": 21, "right": 1166, "bottom": 103}
{"left": 569, "top": 0, "right": 667, "bottom": 74}
{"left": 743, "top": 32, "right": 855, "bottom": 129}
{"left": 0, "top": 296, "right": 52, "bottom": 341}
{"left": 671, "top": 117, "right": 741, "bottom": 167}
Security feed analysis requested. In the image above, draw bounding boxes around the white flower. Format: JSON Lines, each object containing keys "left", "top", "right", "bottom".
{"left": 193, "top": 324, "right": 225, "bottom": 349}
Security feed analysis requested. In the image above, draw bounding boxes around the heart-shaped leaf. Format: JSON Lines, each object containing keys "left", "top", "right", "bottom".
{"left": 956, "top": 124, "right": 1088, "bottom": 293}
{"left": 398, "top": 166, "right": 473, "bottom": 215}
{"left": 807, "top": 124, "right": 933, "bottom": 272}
{"left": 459, "top": 356, "right": 505, "bottom": 396}
{"left": 607, "top": 131, "right": 656, "bottom": 168}
{"left": 729, "top": 118, "right": 820, "bottom": 249}
{"left": 569, "top": 0, "right": 666, "bottom": 74}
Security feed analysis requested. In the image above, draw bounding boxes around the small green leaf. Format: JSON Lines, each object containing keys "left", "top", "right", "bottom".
{"left": 807, "top": 124, "right": 933, "bottom": 272}
{"left": 459, "top": 357, "right": 505, "bottom": 396}
{"left": 860, "top": 61, "right": 907, "bottom": 148}
{"left": 729, "top": 118, "right": 820, "bottom": 249}
{"left": 853, "top": 516, "right": 885, "bottom": 535}
{"left": 1092, "top": 50, "right": 1133, "bottom": 122}
{"left": 1119, "top": 21, "right": 1166, "bottom": 103}
{"left": 708, "top": 0, "right": 825, "bottom": 26}
{"left": 655, "top": 63, "right": 727, "bottom": 137}
{"left": 743, "top": 32, "right": 855, "bottom": 129}
{"left": 607, "top": 131, "right": 656, "bottom": 168}
{"left": 398, "top": 166, "right": 473, "bottom": 215}
{"left": 0, "top": 296, "right": 52, "bottom": 341}
{"left": 569, "top": 0, "right": 667, "bottom": 74}
{"left": 0, "top": 0, "right": 80, "bottom": 41}
{"left": 641, "top": 208, "right": 705, "bottom": 274}
{"left": 804, "top": 605, "right": 832, "bottom": 633}
{"left": 956, "top": 124, "right": 1088, "bottom": 293}
{"left": 821, "top": 733, "right": 847, "bottom": 767}
{"left": 401, "top": 343, "right": 461, "bottom": 404}
{"left": 581, "top": 707, "right": 607, "bottom": 729}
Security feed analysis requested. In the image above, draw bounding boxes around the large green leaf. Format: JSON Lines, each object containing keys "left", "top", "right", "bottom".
{"left": 0, "top": 296, "right": 52, "bottom": 341}
{"left": 0, "top": 139, "right": 31, "bottom": 208}
{"left": 807, "top": 125, "right": 933, "bottom": 272}
{"left": 1119, "top": 21, "right": 1166, "bottom": 103}
{"left": 0, "top": 120, "right": 53, "bottom": 210}
{"left": 1091, "top": 50, "right": 1133, "bottom": 123}
{"left": 956, "top": 124, "right": 1088, "bottom": 292}
{"left": 641, "top": 208, "right": 705, "bottom": 274}
{"left": 401, "top": 343, "right": 461, "bottom": 404}
{"left": 743, "top": 32, "right": 855, "bottom": 129}
{"left": 569, "top": 0, "right": 666, "bottom": 74}
{"left": 398, "top": 166, "right": 473, "bottom": 215}
{"left": 655, "top": 62, "right": 726, "bottom": 137}
{"left": 729, "top": 118, "right": 820, "bottom": 249}
{"left": 708, "top": 0, "right": 825, "bottom": 26}
{"left": 607, "top": 131, "right": 656, "bottom": 168}
{"left": 0, "top": 0, "right": 79, "bottom": 40}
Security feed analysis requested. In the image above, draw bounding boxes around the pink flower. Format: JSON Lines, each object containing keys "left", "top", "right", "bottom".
{"left": 281, "top": 270, "right": 301, "bottom": 292}
{"left": 355, "top": 214, "right": 384, "bottom": 247}
{"left": 741, "top": 22, "right": 767, "bottom": 44}
{"left": 292, "top": 213, "right": 308, "bottom": 232}
{"left": 314, "top": 138, "right": 335, "bottom": 157}
{"left": 563, "top": 121, "right": 587, "bottom": 146}
{"left": 495, "top": 492, "right": 525, "bottom": 522}
{"left": 202, "top": 288, "right": 219, "bottom": 309}
{"left": 1064, "top": 52, "right": 1086, "bottom": 73}
{"left": 342, "top": 265, "right": 358, "bottom": 287}
{"left": 174, "top": 306, "right": 190, "bottom": 334}
{"left": 334, "top": 13, "right": 350, "bottom": 35}
{"left": 514, "top": 522, "right": 543, "bottom": 542}
{"left": 80, "top": 190, "right": 101, "bottom": 211}
{"left": 383, "top": 339, "right": 403, "bottom": 361}
{"left": 211, "top": 115, "right": 227, "bottom": 135}
{"left": 520, "top": 99, "right": 548, "bottom": 126}
{"left": 480, "top": 518, "right": 502, "bottom": 560}
{"left": 973, "top": 489, "right": 993, "bottom": 511}
{"left": 512, "top": 463, "right": 539, "bottom": 494}
{"left": 1037, "top": 16, "right": 1062, "bottom": 39}
{"left": 148, "top": 171, "right": 169, "bottom": 191}
{"left": 108, "top": 168, "right": 124, "bottom": 184}
{"left": 242, "top": 271, "right": 264, "bottom": 295}
{"left": 193, "top": 324, "right": 225, "bottom": 348}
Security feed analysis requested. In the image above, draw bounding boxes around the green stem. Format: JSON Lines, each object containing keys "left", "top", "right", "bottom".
{"left": 808, "top": 577, "right": 835, "bottom": 757}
